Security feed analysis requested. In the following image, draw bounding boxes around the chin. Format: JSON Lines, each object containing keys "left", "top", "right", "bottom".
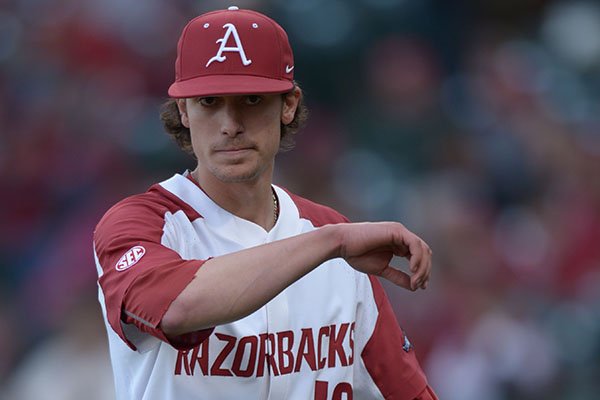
{"left": 211, "top": 165, "right": 263, "bottom": 183}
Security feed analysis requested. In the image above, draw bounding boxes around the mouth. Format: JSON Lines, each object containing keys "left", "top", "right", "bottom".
{"left": 213, "top": 146, "right": 256, "bottom": 157}
{"left": 216, "top": 147, "right": 253, "bottom": 152}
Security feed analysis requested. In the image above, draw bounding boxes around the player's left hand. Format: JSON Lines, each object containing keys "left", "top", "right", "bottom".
{"left": 335, "top": 222, "right": 432, "bottom": 291}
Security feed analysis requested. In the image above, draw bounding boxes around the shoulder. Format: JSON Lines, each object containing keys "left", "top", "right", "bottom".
{"left": 94, "top": 184, "right": 201, "bottom": 242}
{"left": 281, "top": 188, "right": 350, "bottom": 227}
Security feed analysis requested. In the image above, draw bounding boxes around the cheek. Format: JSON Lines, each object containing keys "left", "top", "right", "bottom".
{"left": 264, "top": 112, "right": 284, "bottom": 148}
{"left": 187, "top": 111, "right": 215, "bottom": 146}
{"left": 245, "top": 108, "right": 282, "bottom": 141}
{"left": 188, "top": 126, "right": 212, "bottom": 159}
{"left": 267, "top": 104, "right": 286, "bottom": 131}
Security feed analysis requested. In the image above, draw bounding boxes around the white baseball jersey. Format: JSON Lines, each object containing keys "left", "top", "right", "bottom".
{"left": 94, "top": 172, "right": 428, "bottom": 400}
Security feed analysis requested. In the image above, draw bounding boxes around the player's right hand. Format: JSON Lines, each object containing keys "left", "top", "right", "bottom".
{"left": 333, "top": 222, "right": 432, "bottom": 291}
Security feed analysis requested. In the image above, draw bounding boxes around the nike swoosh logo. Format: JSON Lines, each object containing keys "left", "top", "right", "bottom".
{"left": 285, "top": 65, "right": 294, "bottom": 74}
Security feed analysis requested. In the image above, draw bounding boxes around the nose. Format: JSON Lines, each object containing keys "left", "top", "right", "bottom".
{"left": 220, "top": 99, "right": 244, "bottom": 137}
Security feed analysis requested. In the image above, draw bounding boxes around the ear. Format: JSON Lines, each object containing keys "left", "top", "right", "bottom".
{"left": 281, "top": 87, "right": 301, "bottom": 125}
{"left": 176, "top": 99, "right": 190, "bottom": 128}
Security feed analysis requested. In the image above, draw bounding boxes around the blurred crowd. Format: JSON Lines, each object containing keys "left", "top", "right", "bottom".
{"left": 1, "top": 0, "right": 599, "bottom": 399}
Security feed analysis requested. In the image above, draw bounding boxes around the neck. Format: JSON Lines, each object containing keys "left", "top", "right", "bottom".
{"left": 192, "top": 167, "right": 277, "bottom": 231}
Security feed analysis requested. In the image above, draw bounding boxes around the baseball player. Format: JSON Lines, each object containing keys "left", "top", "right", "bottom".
{"left": 94, "top": 6, "right": 437, "bottom": 400}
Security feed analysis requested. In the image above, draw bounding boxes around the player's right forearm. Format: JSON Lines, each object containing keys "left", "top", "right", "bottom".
{"left": 161, "top": 224, "right": 343, "bottom": 337}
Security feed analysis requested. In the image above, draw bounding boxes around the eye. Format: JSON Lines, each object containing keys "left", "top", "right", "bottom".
{"left": 245, "top": 95, "right": 262, "bottom": 105}
{"left": 198, "top": 97, "right": 218, "bottom": 106}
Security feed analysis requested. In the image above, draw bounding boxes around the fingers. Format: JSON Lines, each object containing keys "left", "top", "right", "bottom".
{"left": 411, "top": 244, "right": 432, "bottom": 290}
{"left": 410, "top": 241, "right": 432, "bottom": 290}
{"left": 341, "top": 221, "right": 432, "bottom": 291}
{"left": 392, "top": 225, "right": 432, "bottom": 291}
{"left": 380, "top": 266, "right": 413, "bottom": 290}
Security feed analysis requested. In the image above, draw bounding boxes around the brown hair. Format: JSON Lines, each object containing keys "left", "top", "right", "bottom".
{"left": 160, "top": 85, "right": 308, "bottom": 156}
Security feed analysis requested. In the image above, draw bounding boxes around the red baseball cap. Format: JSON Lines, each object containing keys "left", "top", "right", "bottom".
{"left": 168, "top": 6, "right": 295, "bottom": 98}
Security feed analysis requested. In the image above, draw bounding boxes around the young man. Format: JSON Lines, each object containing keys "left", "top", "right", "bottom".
{"left": 94, "top": 6, "right": 437, "bottom": 400}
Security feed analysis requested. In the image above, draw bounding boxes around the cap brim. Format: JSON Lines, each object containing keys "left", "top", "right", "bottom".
{"left": 168, "top": 75, "right": 294, "bottom": 98}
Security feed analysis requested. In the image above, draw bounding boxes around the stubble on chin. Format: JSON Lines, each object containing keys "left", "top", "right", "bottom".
{"left": 208, "top": 163, "right": 267, "bottom": 184}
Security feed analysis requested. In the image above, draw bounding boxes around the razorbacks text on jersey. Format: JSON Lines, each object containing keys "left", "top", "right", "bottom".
{"left": 94, "top": 172, "right": 428, "bottom": 399}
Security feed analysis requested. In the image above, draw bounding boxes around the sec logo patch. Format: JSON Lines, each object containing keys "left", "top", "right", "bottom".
{"left": 115, "top": 245, "right": 146, "bottom": 271}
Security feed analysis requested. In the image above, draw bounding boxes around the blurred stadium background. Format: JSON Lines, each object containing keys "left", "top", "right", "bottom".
{"left": 1, "top": 0, "right": 599, "bottom": 398}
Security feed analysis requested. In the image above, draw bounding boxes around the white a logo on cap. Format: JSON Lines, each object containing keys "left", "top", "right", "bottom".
{"left": 206, "top": 23, "right": 252, "bottom": 67}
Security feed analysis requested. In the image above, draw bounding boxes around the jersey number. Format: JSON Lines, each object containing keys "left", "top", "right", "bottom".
{"left": 314, "top": 380, "right": 353, "bottom": 400}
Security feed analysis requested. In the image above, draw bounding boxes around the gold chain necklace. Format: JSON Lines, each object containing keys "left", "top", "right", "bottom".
{"left": 272, "top": 189, "right": 279, "bottom": 224}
